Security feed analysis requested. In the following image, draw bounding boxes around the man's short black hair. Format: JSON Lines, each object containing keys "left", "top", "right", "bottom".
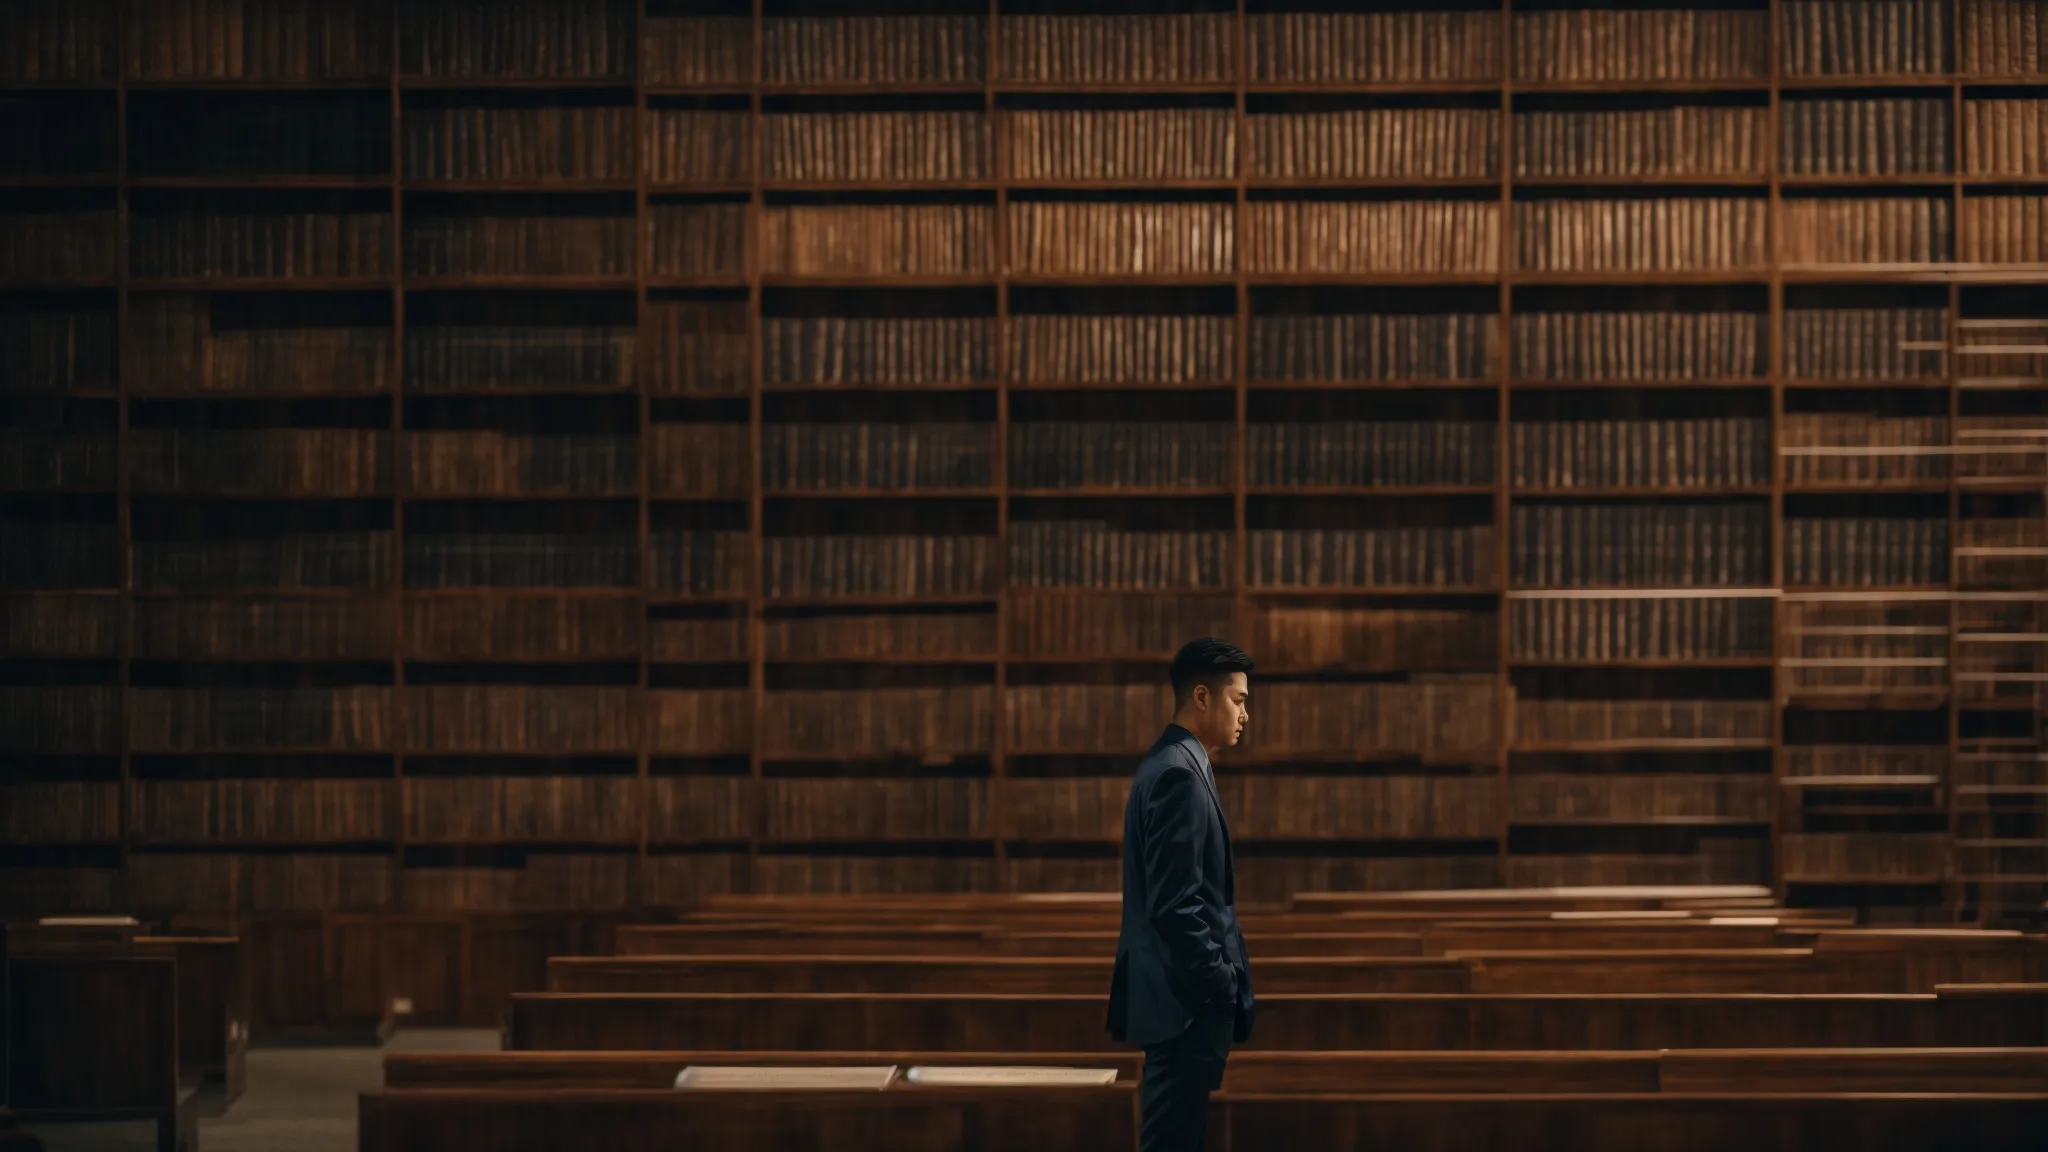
{"left": 1170, "top": 637, "right": 1254, "bottom": 708}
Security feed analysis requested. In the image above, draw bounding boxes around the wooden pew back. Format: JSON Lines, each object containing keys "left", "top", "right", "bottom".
{"left": 1215, "top": 1094, "right": 2048, "bottom": 1152}
{"left": 1290, "top": 886, "right": 1776, "bottom": 914}
{"left": 507, "top": 987, "right": 2048, "bottom": 1053}
{"left": 359, "top": 1087, "right": 2048, "bottom": 1152}
{"left": 385, "top": 1051, "right": 1143, "bottom": 1090}
{"left": 549, "top": 946, "right": 2006, "bottom": 996}
{"left": 615, "top": 925, "right": 1431, "bottom": 958}
{"left": 385, "top": 1046, "right": 2048, "bottom": 1095}
{"left": 545, "top": 955, "right": 1470, "bottom": 995}
{"left": 6, "top": 953, "right": 179, "bottom": 1113}
{"left": 1418, "top": 921, "right": 1787, "bottom": 953}
{"left": 136, "top": 936, "right": 248, "bottom": 1105}
{"left": 363, "top": 1085, "right": 1139, "bottom": 1152}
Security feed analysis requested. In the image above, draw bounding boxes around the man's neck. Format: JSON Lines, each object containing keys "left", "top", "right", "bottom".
{"left": 1170, "top": 718, "right": 1216, "bottom": 759}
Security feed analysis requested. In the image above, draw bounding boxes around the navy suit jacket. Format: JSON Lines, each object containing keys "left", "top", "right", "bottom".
{"left": 1106, "top": 723, "right": 1254, "bottom": 1048}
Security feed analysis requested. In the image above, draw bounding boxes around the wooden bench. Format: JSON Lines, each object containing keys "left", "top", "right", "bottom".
{"left": 1449, "top": 948, "right": 1897, "bottom": 994}
{"left": 1417, "top": 920, "right": 1791, "bottom": 953}
{"left": 545, "top": 954, "right": 1469, "bottom": 995}
{"left": 1213, "top": 1094, "right": 2048, "bottom": 1151}
{"left": 684, "top": 887, "right": 1777, "bottom": 918}
{"left": 358, "top": 1086, "right": 2048, "bottom": 1151}
{"left": 685, "top": 893, "right": 1127, "bottom": 914}
{"left": 361, "top": 1085, "right": 1138, "bottom": 1152}
{"left": 8, "top": 927, "right": 248, "bottom": 1112}
{"left": 385, "top": 1050, "right": 1145, "bottom": 1090}
{"left": 651, "top": 908, "right": 1865, "bottom": 941}
{"left": 1796, "top": 930, "right": 2048, "bottom": 988}
{"left": 137, "top": 936, "right": 248, "bottom": 1110}
{"left": 506, "top": 987, "right": 2048, "bottom": 1052}
{"left": 993, "top": 930, "right": 1431, "bottom": 957}
{"left": 384, "top": 1046, "right": 2048, "bottom": 1095}
{"left": 5, "top": 952, "right": 198, "bottom": 1152}
{"left": 546, "top": 947, "right": 1999, "bottom": 996}
{"left": 1292, "top": 885, "right": 1777, "bottom": 914}
{"left": 615, "top": 925, "right": 1431, "bottom": 958}
{"left": 615, "top": 919, "right": 1861, "bottom": 958}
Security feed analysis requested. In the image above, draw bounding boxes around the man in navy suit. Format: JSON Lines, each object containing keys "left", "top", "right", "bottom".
{"left": 1107, "top": 637, "right": 1255, "bottom": 1152}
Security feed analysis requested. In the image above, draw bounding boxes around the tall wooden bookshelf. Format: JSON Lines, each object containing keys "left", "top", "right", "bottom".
{"left": 3, "top": 0, "right": 2046, "bottom": 931}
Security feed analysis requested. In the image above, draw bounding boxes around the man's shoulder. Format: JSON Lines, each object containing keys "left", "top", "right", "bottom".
{"left": 1136, "top": 731, "right": 1204, "bottom": 779}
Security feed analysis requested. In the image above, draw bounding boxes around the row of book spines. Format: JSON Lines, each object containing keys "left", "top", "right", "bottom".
{"left": 1783, "top": 669, "right": 1950, "bottom": 700}
{"left": 4, "top": 0, "right": 383, "bottom": 85}
{"left": 10, "top": 513, "right": 2005, "bottom": 545}
{"left": 11, "top": 860, "right": 1800, "bottom": 913}
{"left": 31, "top": 364, "right": 2017, "bottom": 396}
{"left": 32, "top": 436, "right": 1810, "bottom": 491}
{"left": 1515, "top": 10, "right": 1767, "bottom": 83}
{"left": 679, "top": 7, "right": 2026, "bottom": 89}
{"left": 1779, "top": 0, "right": 1954, "bottom": 78}
{"left": 0, "top": 302, "right": 1987, "bottom": 341}
{"left": 20, "top": 362, "right": 2005, "bottom": 398}
{"left": 1508, "top": 598, "right": 1774, "bottom": 662}
{"left": 2, "top": 738, "right": 1516, "bottom": 767}
{"left": 1508, "top": 505, "right": 1771, "bottom": 587}
{"left": 14, "top": 327, "right": 1983, "bottom": 390}
{"left": 1785, "top": 745, "right": 1949, "bottom": 776}
{"left": 5, "top": 518, "right": 1995, "bottom": 554}
{"left": 49, "top": 206, "right": 2048, "bottom": 280}
{"left": 16, "top": 302, "right": 1972, "bottom": 330}
{"left": 11, "top": 4, "right": 2048, "bottom": 88}
{"left": 1001, "top": 679, "right": 1500, "bottom": 762}
{"left": 655, "top": 13, "right": 1486, "bottom": 89}
{"left": 1784, "top": 415, "right": 1954, "bottom": 445}
{"left": 1, "top": 677, "right": 1488, "bottom": 717}
{"left": 6, "top": 840, "right": 1786, "bottom": 898}
{"left": 1507, "top": 420, "right": 1771, "bottom": 489}
{"left": 1964, "top": 1, "right": 2048, "bottom": 77}
{"left": 1512, "top": 700, "right": 1775, "bottom": 743}
{"left": 1786, "top": 628, "right": 1952, "bottom": 658}
{"left": 84, "top": 429, "right": 743, "bottom": 495}
{"left": 42, "top": 105, "right": 2048, "bottom": 185}
{"left": 6, "top": 852, "right": 1591, "bottom": 912}
{"left": 237, "top": 422, "right": 1495, "bottom": 490}
{"left": 3, "top": 573, "right": 1988, "bottom": 602}
{"left": 13, "top": 775, "right": 1779, "bottom": 844}
{"left": 1783, "top": 519, "right": 1953, "bottom": 586}
{"left": 6, "top": 597, "right": 1512, "bottom": 665}
{"left": 402, "top": 107, "right": 638, "bottom": 182}
{"left": 1781, "top": 831, "right": 1950, "bottom": 882}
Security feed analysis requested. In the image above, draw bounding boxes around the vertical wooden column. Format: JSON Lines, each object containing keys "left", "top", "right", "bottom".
{"left": 1766, "top": 0, "right": 1787, "bottom": 904}
{"left": 114, "top": 0, "right": 134, "bottom": 913}
{"left": 989, "top": 0, "right": 1010, "bottom": 892}
{"left": 633, "top": 0, "right": 653, "bottom": 911}
{"left": 1944, "top": 0, "right": 1966, "bottom": 917}
{"left": 1232, "top": 0, "right": 1249, "bottom": 693}
{"left": 745, "top": 0, "right": 766, "bottom": 892}
{"left": 387, "top": 0, "right": 409, "bottom": 916}
{"left": 1496, "top": 0, "right": 1515, "bottom": 883}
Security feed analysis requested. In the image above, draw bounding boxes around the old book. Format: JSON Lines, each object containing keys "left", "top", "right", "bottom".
{"left": 675, "top": 1065, "right": 899, "bottom": 1091}
{"left": 906, "top": 1066, "right": 1119, "bottom": 1087}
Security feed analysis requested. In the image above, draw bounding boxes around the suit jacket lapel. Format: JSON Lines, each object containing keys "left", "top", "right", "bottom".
{"left": 1157, "top": 723, "right": 1232, "bottom": 849}
{"left": 1176, "top": 730, "right": 1235, "bottom": 901}
{"left": 1166, "top": 726, "right": 1223, "bottom": 812}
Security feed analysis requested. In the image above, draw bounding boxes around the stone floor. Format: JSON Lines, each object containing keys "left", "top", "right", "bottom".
{"left": 23, "top": 1028, "right": 501, "bottom": 1152}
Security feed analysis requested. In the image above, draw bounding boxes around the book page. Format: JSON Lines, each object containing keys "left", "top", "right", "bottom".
{"left": 905, "top": 1066, "right": 1119, "bottom": 1087}
{"left": 674, "top": 1065, "right": 899, "bottom": 1091}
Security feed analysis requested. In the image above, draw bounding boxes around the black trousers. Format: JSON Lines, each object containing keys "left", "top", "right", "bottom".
{"left": 1139, "top": 1004, "right": 1234, "bottom": 1152}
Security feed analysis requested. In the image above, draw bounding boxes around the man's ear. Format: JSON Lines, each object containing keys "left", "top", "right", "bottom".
{"left": 1189, "top": 682, "right": 1209, "bottom": 711}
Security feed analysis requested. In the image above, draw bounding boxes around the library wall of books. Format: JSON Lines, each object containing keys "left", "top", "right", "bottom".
{"left": 2, "top": 0, "right": 2045, "bottom": 927}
